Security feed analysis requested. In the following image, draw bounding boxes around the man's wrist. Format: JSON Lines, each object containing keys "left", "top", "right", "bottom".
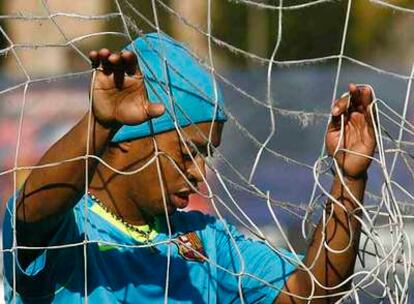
{"left": 331, "top": 168, "right": 368, "bottom": 183}
{"left": 85, "top": 115, "right": 122, "bottom": 152}
{"left": 93, "top": 115, "right": 122, "bottom": 131}
{"left": 331, "top": 172, "right": 367, "bottom": 212}
{"left": 90, "top": 114, "right": 121, "bottom": 135}
{"left": 341, "top": 172, "right": 368, "bottom": 183}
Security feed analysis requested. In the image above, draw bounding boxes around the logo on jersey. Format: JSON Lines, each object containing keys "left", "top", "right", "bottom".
{"left": 175, "top": 232, "right": 206, "bottom": 263}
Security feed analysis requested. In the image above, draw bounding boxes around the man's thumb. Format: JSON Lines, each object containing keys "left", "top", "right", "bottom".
{"left": 145, "top": 103, "right": 165, "bottom": 118}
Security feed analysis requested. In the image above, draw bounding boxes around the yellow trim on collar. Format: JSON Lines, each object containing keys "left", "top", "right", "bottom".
{"left": 90, "top": 202, "right": 158, "bottom": 243}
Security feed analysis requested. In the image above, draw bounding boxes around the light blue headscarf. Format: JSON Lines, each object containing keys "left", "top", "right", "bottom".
{"left": 111, "top": 33, "right": 227, "bottom": 143}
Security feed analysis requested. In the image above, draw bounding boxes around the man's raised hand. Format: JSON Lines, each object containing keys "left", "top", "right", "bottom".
{"left": 326, "top": 83, "right": 377, "bottom": 179}
{"left": 88, "top": 49, "right": 165, "bottom": 128}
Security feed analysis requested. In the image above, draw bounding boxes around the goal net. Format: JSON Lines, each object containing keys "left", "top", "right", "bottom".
{"left": 0, "top": 0, "right": 413, "bottom": 303}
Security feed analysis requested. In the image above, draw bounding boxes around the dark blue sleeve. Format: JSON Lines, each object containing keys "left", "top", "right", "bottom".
{"left": 2, "top": 193, "right": 82, "bottom": 299}
{"left": 213, "top": 219, "right": 303, "bottom": 304}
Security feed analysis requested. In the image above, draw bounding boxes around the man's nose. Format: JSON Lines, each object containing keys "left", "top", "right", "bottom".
{"left": 186, "top": 155, "right": 206, "bottom": 184}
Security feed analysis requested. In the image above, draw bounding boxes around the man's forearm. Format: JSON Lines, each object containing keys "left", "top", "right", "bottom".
{"left": 276, "top": 174, "right": 366, "bottom": 304}
{"left": 305, "top": 174, "right": 366, "bottom": 300}
{"left": 17, "top": 114, "right": 117, "bottom": 223}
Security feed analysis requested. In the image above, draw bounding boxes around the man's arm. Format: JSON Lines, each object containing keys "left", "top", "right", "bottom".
{"left": 275, "top": 84, "right": 376, "bottom": 303}
{"left": 275, "top": 175, "right": 366, "bottom": 304}
{"left": 15, "top": 49, "right": 165, "bottom": 263}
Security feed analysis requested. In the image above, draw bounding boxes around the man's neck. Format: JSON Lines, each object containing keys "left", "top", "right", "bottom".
{"left": 89, "top": 167, "right": 149, "bottom": 226}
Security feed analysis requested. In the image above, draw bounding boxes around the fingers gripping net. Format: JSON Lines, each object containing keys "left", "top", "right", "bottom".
{"left": 1, "top": 0, "right": 413, "bottom": 303}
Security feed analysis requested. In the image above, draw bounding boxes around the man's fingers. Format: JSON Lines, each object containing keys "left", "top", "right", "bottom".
{"left": 359, "top": 85, "right": 373, "bottom": 107}
{"left": 88, "top": 50, "right": 99, "bottom": 69}
{"left": 122, "top": 51, "right": 138, "bottom": 76}
{"left": 332, "top": 94, "right": 350, "bottom": 118}
{"left": 348, "top": 83, "right": 358, "bottom": 98}
{"left": 144, "top": 102, "right": 165, "bottom": 118}
{"left": 360, "top": 86, "right": 376, "bottom": 127}
{"left": 98, "top": 48, "right": 112, "bottom": 75}
{"left": 349, "top": 83, "right": 372, "bottom": 110}
{"left": 91, "top": 48, "right": 142, "bottom": 91}
{"left": 109, "top": 53, "right": 124, "bottom": 90}
{"left": 348, "top": 83, "right": 361, "bottom": 112}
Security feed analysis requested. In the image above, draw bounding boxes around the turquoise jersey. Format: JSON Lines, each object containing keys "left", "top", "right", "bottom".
{"left": 3, "top": 194, "right": 302, "bottom": 303}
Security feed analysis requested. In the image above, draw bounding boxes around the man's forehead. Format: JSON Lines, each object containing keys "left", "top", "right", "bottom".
{"left": 181, "top": 122, "right": 223, "bottom": 147}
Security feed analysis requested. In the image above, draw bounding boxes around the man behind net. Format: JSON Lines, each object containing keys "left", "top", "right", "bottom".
{"left": 3, "top": 33, "right": 376, "bottom": 303}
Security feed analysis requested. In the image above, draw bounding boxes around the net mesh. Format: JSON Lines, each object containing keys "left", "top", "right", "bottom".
{"left": 0, "top": 0, "right": 413, "bottom": 303}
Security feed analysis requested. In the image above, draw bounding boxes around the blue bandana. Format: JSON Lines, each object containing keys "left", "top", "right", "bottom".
{"left": 111, "top": 33, "right": 227, "bottom": 143}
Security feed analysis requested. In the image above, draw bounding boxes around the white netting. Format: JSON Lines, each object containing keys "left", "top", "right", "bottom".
{"left": 0, "top": 0, "right": 413, "bottom": 303}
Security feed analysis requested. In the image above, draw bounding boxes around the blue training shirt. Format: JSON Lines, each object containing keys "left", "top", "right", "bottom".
{"left": 3, "top": 194, "right": 302, "bottom": 303}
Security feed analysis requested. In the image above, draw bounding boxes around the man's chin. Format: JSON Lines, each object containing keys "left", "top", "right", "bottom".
{"left": 155, "top": 204, "right": 177, "bottom": 216}
{"left": 169, "top": 193, "right": 190, "bottom": 209}
{"left": 154, "top": 200, "right": 184, "bottom": 217}
{"left": 168, "top": 207, "right": 177, "bottom": 215}
{"left": 165, "top": 204, "right": 176, "bottom": 214}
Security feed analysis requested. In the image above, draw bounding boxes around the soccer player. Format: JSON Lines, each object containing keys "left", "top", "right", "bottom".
{"left": 3, "top": 33, "right": 376, "bottom": 303}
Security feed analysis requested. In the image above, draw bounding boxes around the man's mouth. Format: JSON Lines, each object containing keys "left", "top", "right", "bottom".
{"left": 169, "top": 189, "right": 192, "bottom": 209}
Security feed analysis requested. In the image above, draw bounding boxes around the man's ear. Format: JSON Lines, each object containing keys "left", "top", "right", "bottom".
{"left": 118, "top": 141, "right": 132, "bottom": 152}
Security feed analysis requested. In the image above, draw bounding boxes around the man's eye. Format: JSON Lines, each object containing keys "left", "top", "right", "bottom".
{"left": 183, "top": 149, "right": 198, "bottom": 160}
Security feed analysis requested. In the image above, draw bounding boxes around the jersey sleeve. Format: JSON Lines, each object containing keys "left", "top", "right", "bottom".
{"left": 2, "top": 193, "right": 83, "bottom": 300}
{"left": 213, "top": 218, "right": 303, "bottom": 304}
